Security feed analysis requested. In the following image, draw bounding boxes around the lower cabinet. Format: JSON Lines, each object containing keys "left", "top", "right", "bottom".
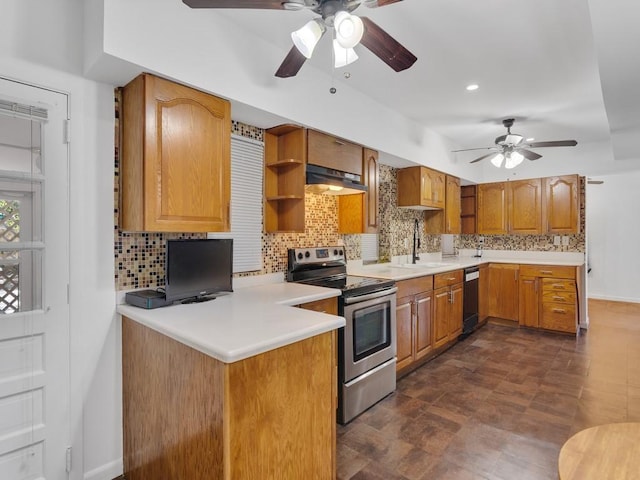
{"left": 396, "top": 276, "right": 434, "bottom": 372}
{"left": 433, "top": 271, "right": 463, "bottom": 349}
{"left": 487, "top": 263, "right": 519, "bottom": 321}
{"left": 518, "top": 265, "right": 578, "bottom": 334}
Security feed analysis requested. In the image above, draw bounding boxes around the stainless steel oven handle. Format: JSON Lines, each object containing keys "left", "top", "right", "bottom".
{"left": 344, "top": 287, "right": 398, "bottom": 305}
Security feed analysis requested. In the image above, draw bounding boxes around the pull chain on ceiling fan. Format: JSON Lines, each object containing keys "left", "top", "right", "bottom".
{"left": 182, "top": 0, "right": 417, "bottom": 77}
{"left": 452, "top": 118, "right": 578, "bottom": 169}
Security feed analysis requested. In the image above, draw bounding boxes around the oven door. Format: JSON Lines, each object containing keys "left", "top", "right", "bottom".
{"left": 342, "top": 287, "right": 397, "bottom": 382}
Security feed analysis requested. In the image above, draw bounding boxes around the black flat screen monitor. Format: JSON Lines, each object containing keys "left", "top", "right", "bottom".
{"left": 165, "top": 239, "right": 233, "bottom": 303}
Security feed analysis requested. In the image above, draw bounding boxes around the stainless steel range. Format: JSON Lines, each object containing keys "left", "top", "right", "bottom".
{"left": 287, "top": 246, "right": 397, "bottom": 424}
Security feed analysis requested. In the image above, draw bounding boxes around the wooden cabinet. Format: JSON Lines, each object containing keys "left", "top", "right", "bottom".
{"left": 395, "top": 276, "right": 434, "bottom": 374}
{"left": 433, "top": 271, "right": 463, "bottom": 349}
{"left": 461, "top": 185, "right": 477, "bottom": 234}
{"left": 518, "top": 265, "right": 578, "bottom": 334}
{"left": 121, "top": 73, "right": 231, "bottom": 232}
{"left": 298, "top": 297, "right": 338, "bottom": 315}
{"left": 518, "top": 276, "right": 539, "bottom": 328}
{"left": 397, "top": 166, "right": 445, "bottom": 209}
{"left": 487, "top": 264, "right": 519, "bottom": 321}
{"left": 479, "top": 263, "right": 489, "bottom": 322}
{"left": 477, "top": 182, "right": 508, "bottom": 234}
{"left": 544, "top": 175, "right": 580, "bottom": 233}
{"left": 477, "top": 179, "right": 542, "bottom": 235}
{"left": 425, "top": 175, "right": 461, "bottom": 234}
{"left": 264, "top": 125, "right": 306, "bottom": 233}
{"left": 307, "top": 129, "right": 363, "bottom": 176}
{"left": 123, "top": 317, "right": 336, "bottom": 480}
{"left": 509, "top": 178, "right": 543, "bottom": 234}
{"left": 338, "top": 148, "right": 379, "bottom": 234}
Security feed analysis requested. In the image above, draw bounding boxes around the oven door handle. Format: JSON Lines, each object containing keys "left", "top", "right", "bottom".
{"left": 344, "top": 287, "right": 398, "bottom": 305}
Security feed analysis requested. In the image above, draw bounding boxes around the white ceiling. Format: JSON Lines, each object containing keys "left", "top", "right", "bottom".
{"left": 203, "top": 0, "right": 639, "bottom": 172}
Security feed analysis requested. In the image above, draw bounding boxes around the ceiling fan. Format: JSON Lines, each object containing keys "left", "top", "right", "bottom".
{"left": 182, "top": 0, "right": 417, "bottom": 78}
{"left": 452, "top": 118, "right": 578, "bottom": 169}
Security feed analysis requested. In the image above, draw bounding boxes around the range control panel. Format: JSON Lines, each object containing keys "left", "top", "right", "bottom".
{"left": 290, "top": 246, "right": 345, "bottom": 265}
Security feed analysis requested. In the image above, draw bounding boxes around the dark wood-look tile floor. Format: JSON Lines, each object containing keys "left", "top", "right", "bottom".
{"left": 337, "top": 299, "right": 640, "bottom": 480}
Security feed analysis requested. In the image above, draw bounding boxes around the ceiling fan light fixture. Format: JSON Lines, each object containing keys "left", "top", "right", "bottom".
{"left": 504, "top": 134, "right": 524, "bottom": 145}
{"left": 291, "top": 19, "right": 326, "bottom": 59}
{"left": 334, "top": 11, "right": 364, "bottom": 49}
{"left": 490, "top": 153, "right": 505, "bottom": 168}
{"left": 333, "top": 39, "right": 358, "bottom": 67}
{"left": 504, "top": 151, "right": 524, "bottom": 169}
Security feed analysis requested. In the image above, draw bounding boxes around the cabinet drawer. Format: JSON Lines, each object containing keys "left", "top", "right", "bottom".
{"left": 434, "top": 270, "right": 463, "bottom": 289}
{"left": 520, "top": 265, "right": 576, "bottom": 279}
{"left": 541, "top": 278, "right": 576, "bottom": 292}
{"left": 307, "top": 129, "right": 363, "bottom": 177}
{"left": 297, "top": 297, "right": 338, "bottom": 315}
{"left": 542, "top": 290, "right": 576, "bottom": 304}
{"left": 540, "top": 303, "right": 577, "bottom": 333}
{"left": 397, "top": 276, "right": 433, "bottom": 298}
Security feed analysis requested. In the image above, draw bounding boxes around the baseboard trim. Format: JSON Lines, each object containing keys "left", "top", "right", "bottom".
{"left": 83, "top": 459, "right": 123, "bottom": 480}
{"left": 588, "top": 294, "right": 640, "bottom": 304}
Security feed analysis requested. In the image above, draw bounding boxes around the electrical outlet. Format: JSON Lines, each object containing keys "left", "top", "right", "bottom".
{"left": 562, "top": 236, "right": 570, "bottom": 246}
{"left": 553, "top": 236, "right": 561, "bottom": 246}
{"left": 404, "top": 238, "right": 409, "bottom": 248}
{"left": 478, "top": 236, "right": 485, "bottom": 244}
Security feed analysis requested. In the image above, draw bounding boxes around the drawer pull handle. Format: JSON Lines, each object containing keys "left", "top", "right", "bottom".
{"left": 334, "top": 140, "right": 345, "bottom": 146}
{"left": 553, "top": 308, "right": 567, "bottom": 314}
{"left": 553, "top": 296, "right": 565, "bottom": 301}
{"left": 552, "top": 284, "right": 565, "bottom": 289}
{"left": 540, "top": 270, "right": 553, "bottom": 275}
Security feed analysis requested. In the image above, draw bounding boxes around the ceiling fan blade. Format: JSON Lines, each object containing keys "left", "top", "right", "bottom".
{"left": 182, "top": 0, "right": 286, "bottom": 8}
{"left": 452, "top": 147, "right": 498, "bottom": 153}
{"left": 517, "top": 148, "right": 542, "bottom": 161}
{"left": 359, "top": 17, "right": 417, "bottom": 72}
{"left": 470, "top": 152, "right": 499, "bottom": 164}
{"left": 525, "top": 140, "right": 578, "bottom": 148}
{"left": 275, "top": 46, "right": 307, "bottom": 78}
{"left": 364, "top": 0, "right": 404, "bottom": 7}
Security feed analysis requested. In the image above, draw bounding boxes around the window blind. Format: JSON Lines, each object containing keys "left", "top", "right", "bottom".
{"left": 209, "top": 134, "right": 263, "bottom": 273}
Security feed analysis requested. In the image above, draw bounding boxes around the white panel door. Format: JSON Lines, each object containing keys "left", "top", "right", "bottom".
{"left": 0, "top": 78, "right": 70, "bottom": 479}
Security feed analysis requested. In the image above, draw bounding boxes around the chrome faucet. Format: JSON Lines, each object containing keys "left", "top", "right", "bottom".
{"left": 412, "top": 219, "right": 420, "bottom": 264}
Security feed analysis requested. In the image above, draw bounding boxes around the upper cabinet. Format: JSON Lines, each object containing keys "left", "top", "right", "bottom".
{"left": 307, "top": 129, "right": 363, "bottom": 177}
{"left": 338, "top": 148, "right": 379, "bottom": 234}
{"left": 397, "top": 166, "right": 445, "bottom": 209}
{"left": 477, "top": 182, "right": 508, "bottom": 234}
{"left": 544, "top": 175, "right": 580, "bottom": 234}
{"left": 120, "top": 73, "right": 231, "bottom": 232}
{"left": 264, "top": 125, "right": 306, "bottom": 233}
{"left": 460, "top": 185, "right": 477, "bottom": 234}
{"left": 477, "top": 175, "right": 578, "bottom": 235}
{"left": 425, "top": 174, "right": 461, "bottom": 234}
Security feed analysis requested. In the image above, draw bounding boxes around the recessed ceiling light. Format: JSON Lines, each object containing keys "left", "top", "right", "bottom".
{"left": 466, "top": 84, "right": 479, "bottom": 91}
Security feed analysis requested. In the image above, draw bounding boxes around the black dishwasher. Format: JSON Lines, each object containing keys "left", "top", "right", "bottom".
{"left": 462, "top": 266, "right": 479, "bottom": 337}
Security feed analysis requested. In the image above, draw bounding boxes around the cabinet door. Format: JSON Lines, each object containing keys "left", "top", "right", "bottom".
{"left": 396, "top": 296, "right": 414, "bottom": 371}
{"left": 544, "top": 175, "right": 580, "bottom": 233}
{"left": 509, "top": 178, "right": 542, "bottom": 234}
{"left": 445, "top": 175, "right": 461, "bottom": 234}
{"left": 122, "top": 74, "right": 231, "bottom": 232}
{"left": 487, "top": 264, "right": 519, "bottom": 321}
{"left": 414, "top": 292, "right": 433, "bottom": 360}
{"left": 307, "top": 129, "right": 363, "bottom": 176}
{"left": 477, "top": 182, "right": 508, "bottom": 234}
{"left": 519, "top": 276, "right": 539, "bottom": 328}
{"left": 433, "top": 287, "right": 450, "bottom": 348}
{"left": 363, "top": 148, "right": 379, "bottom": 233}
{"left": 424, "top": 169, "right": 445, "bottom": 209}
{"left": 449, "top": 283, "right": 463, "bottom": 339}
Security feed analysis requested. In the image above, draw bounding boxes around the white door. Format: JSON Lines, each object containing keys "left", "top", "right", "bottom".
{"left": 0, "top": 78, "right": 70, "bottom": 479}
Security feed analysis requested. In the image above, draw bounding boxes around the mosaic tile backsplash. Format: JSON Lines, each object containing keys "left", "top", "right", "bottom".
{"left": 114, "top": 89, "right": 585, "bottom": 291}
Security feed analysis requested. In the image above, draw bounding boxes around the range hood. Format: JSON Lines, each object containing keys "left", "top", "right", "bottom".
{"left": 306, "top": 164, "right": 367, "bottom": 196}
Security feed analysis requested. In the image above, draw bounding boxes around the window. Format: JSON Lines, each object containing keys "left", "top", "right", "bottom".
{"left": 0, "top": 102, "right": 45, "bottom": 313}
{"left": 209, "top": 134, "right": 263, "bottom": 273}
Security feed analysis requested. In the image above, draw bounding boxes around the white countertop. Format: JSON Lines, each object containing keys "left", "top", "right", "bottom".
{"left": 348, "top": 250, "right": 585, "bottom": 281}
{"left": 117, "top": 282, "right": 344, "bottom": 364}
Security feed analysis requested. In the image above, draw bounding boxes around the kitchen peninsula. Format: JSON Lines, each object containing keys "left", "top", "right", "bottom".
{"left": 117, "top": 282, "right": 344, "bottom": 480}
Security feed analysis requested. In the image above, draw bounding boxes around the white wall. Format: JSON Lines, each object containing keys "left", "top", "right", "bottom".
{"left": 1, "top": 1, "right": 120, "bottom": 479}
{"left": 586, "top": 171, "right": 640, "bottom": 303}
